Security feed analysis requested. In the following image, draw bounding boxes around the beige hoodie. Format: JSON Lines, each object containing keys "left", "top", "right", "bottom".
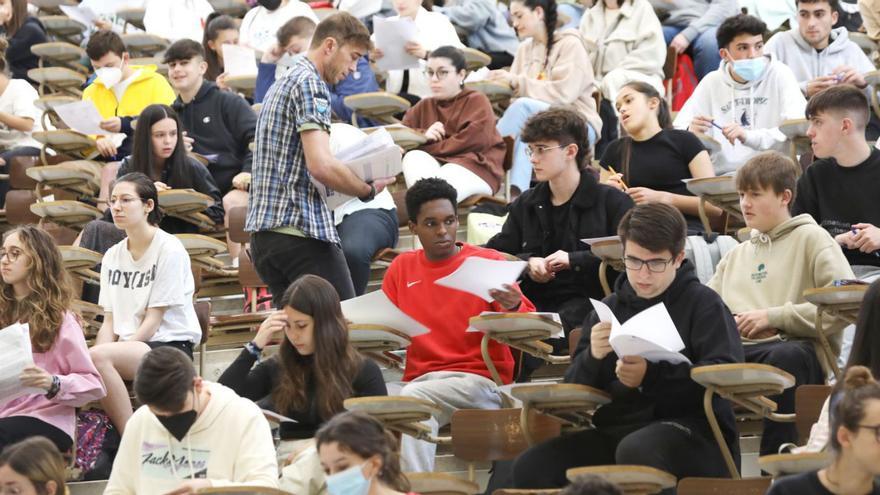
{"left": 509, "top": 28, "right": 603, "bottom": 135}
{"left": 708, "top": 214, "right": 855, "bottom": 374}
{"left": 104, "top": 381, "right": 279, "bottom": 495}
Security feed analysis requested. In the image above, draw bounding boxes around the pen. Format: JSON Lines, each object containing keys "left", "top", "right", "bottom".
{"left": 608, "top": 166, "right": 628, "bottom": 191}
{"left": 711, "top": 121, "right": 724, "bottom": 131}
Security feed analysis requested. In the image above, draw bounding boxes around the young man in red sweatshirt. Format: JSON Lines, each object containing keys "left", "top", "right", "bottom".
{"left": 382, "top": 177, "right": 535, "bottom": 472}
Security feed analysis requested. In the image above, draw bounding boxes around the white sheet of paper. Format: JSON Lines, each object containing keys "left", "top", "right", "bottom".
{"left": 54, "top": 100, "right": 109, "bottom": 135}
{"left": 581, "top": 235, "right": 621, "bottom": 246}
{"left": 59, "top": 5, "right": 99, "bottom": 27}
{"left": 464, "top": 67, "right": 490, "bottom": 83}
{"left": 589, "top": 299, "right": 690, "bottom": 365}
{"left": 341, "top": 289, "right": 429, "bottom": 338}
{"left": 466, "top": 311, "right": 564, "bottom": 338}
{"left": 261, "top": 409, "right": 298, "bottom": 424}
{"left": 373, "top": 17, "right": 420, "bottom": 72}
{"left": 0, "top": 323, "right": 41, "bottom": 406}
{"left": 435, "top": 257, "right": 527, "bottom": 302}
{"left": 222, "top": 44, "right": 258, "bottom": 77}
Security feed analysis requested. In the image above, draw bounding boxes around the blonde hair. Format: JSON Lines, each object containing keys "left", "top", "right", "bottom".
{"left": 0, "top": 437, "right": 67, "bottom": 495}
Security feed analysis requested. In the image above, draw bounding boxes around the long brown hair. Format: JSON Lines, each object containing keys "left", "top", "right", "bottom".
{"left": 271, "top": 275, "right": 363, "bottom": 420}
{"left": 617, "top": 81, "right": 672, "bottom": 183}
{"left": 316, "top": 411, "right": 411, "bottom": 492}
{"left": 0, "top": 437, "right": 67, "bottom": 495}
{"left": 829, "top": 366, "right": 880, "bottom": 453}
{"left": 1, "top": 0, "right": 28, "bottom": 38}
{"left": 0, "top": 226, "right": 73, "bottom": 352}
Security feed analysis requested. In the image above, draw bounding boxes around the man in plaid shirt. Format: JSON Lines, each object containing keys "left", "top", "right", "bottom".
{"left": 245, "top": 13, "right": 394, "bottom": 303}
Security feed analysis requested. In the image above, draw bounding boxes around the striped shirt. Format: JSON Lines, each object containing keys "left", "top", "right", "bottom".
{"left": 245, "top": 55, "right": 340, "bottom": 244}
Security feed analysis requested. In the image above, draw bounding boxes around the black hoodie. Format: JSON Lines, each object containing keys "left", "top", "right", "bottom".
{"left": 172, "top": 81, "right": 257, "bottom": 194}
{"left": 5, "top": 17, "right": 47, "bottom": 82}
{"left": 566, "top": 260, "right": 744, "bottom": 452}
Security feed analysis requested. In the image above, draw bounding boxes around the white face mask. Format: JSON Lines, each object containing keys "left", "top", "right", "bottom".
{"left": 96, "top": 67, "right": 123, "bottom": 88}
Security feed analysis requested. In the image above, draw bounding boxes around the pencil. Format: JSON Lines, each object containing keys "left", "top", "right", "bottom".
{"left": 608, "top": 166, "right": 628, "bottom": 191}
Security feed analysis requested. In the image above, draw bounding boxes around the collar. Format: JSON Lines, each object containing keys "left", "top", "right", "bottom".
{"left": 522, "top": 169, "right": 601, "bottom": 210}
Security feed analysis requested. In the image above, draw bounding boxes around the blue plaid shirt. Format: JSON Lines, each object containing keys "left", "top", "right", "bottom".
{"left": 245, "top": 55, "right": 340, "bottom": 244}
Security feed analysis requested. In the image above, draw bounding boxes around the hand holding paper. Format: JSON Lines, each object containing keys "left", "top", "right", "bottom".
{"left": 0, "top": 323, "right": 42, "bottom": 406}
{"left": 340, "top": 289, "right": 429, "bottom": 338}
{"left": 589, "top": 299, "right": 690, "bottom": 365}
{"left": 222, "top": 44, "right": 258, "bottom": 77}
{"left": 373, "top": 17, "right": 420, "bottom": 71}
{"left": 435, "top": 257, "right": 527, "bottom": 302}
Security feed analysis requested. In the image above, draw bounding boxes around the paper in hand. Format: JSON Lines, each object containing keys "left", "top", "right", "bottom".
{"left": 589, "top": 299, "right": 690, "bottom": 364}
{"left": 0, "top": 323, "right": 41, "bottom": 406}
{"left": 54, "top": 100, "right": 111, "bottom": 135}
{"left": 373, "top": 16, "right": 420, "bottom": 71}
{"left": 222, "top": 44, "right": 258, "bottom": 77}
{"left": 341, "top": 289, "right": 429, "bottom": 338}
{"left": 435, "top": 257, "right": 527, "bottom": 302}
{"left": 59, "top": 5, "right": 99, "bottom": 27}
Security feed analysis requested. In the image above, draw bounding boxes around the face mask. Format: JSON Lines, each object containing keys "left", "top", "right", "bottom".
{"left": 157, "top": 409, "right": 198, "bottom": 442}
{"left": 95, "top": 67, "right": 123, "bottom": 88}
{"left": 325, "top": 463, "right": 371, "bottom": 495}
{"left": 258, "top": 0, "right": 282, "bottom": 9}
{"left": 731, "top": 56, "right": 767, "bottom": 82}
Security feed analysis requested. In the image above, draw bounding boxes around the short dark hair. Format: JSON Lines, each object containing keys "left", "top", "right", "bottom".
{"left": 428, "top": 45, "right": 466, "bottom": 73}
{"left": 736, "top": 151, "right": 800, "bottom": 201}
{"left": 309, "top": 12, "right": 371, "bottom": 52}
{"left": 560, "top": 475, "right": 624, "bottom": 495}
{"left": 805, "top": 84, "right": 869, "bottom": 130}
{"left": 618, "top": 203, "right": 687, "bottom": 255}
{"left": 829, "top": 366, "right": 880, "bottom": 452}
{"left": 278, "top": 16, "right": 317, "bottom": 47}
{"left": 521, "top": 108, "right": 592, "bottom": 169}
{"left": 86, "top": 30, "right": 127, "bottom": 61}
{"left": 163, "top": 39, "right": 205, "bottom": 64}
{"left": 405, "top": 178, "right": 457, "bottom": 222}
{"left": 112, "top": 172, "right": 164, "bottom": 226}
{"left": 797, "top": 0, "right": 840, "bottom": 13}
{"left": 134, "top": 347, "right": 197, "bottom": 412}
{"left": 716, "top": 14, "right": 767, "bottom": 49}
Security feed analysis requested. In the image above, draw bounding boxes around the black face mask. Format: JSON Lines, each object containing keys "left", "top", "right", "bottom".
{"left": 258, "top": 0, "right": 282, "bottom": 9}
{"left": 157, "top": 409, "right": 198, "bottom": 442}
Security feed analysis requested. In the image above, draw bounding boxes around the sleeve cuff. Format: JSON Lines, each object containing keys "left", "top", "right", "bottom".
{"left": 680, "top": 26, "right": 699, "bottom": 42}
{"left": 766, "top": 306, "right": 785, "bottom": 329}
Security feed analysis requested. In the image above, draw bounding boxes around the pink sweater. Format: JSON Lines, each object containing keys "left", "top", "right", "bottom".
{"left": 0, "top": 311, "right": 106, "bottom": 441}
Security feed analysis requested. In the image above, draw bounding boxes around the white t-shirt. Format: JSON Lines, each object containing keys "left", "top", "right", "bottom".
{"left": 99, "top": 229, "right": 200, "bottom": 343}
{"left": 239, "top": 1, "right": 319, "bottom": 53}
{"left": 0, "top": 79, "right": 42, "bottom": 150}
{"left": 143, "top": 0, "right": 214, "bottom": 42}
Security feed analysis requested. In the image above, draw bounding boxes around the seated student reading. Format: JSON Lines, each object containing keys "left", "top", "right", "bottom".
{"left": 487, "top": 108, "right": 632, "bottom": 335}
{"left": 383, "top": 178, "right": 535, "bottom": 472}
{"left": 672, "top": 14, "right": 806, "bottom": 175}
{"left": 89, "top": 173, "right": 202, "bottom": 435}
{"left": 0, "top": 226, "right": 105, "bottom": 453}
{"left": 767, "top": 366, "right": 880, "bottom": 495}
{"left": 202, "top": 14, "right": 239, "bottom": 88}
{"left": 509, "top": 203, "right": 744, "bottom": 489}
{"left": 601, "top": 81, "right": 719, "bottom": 233}
{"left": 400, "top": 46, "right": 506, "bottom": 204}
{"left": 0, "top": 437, "right": 68, "bottom": 495}
{"left": 105, "top": 347, "right": 279, "bottom": 494}
{"left": 708, "top": 151, "right": 854, "bottom": 455}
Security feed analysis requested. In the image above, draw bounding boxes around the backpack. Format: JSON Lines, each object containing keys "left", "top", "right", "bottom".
{"left": 685, "top": 233, "right": 739, "bottom": 284}
{"left": 671, "top": 54, "right": 698, "bottom": 112}
{"left": 74, "top": 410, "right": 112, "bottom": 474}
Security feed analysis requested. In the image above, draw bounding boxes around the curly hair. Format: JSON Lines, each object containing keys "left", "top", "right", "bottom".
{"left": 0, "top": 226, "right": 74, "bottom": 352}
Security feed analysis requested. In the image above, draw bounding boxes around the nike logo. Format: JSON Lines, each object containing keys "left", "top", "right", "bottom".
{"left": 407, "top": 280, "right": 421, "bottom": 288}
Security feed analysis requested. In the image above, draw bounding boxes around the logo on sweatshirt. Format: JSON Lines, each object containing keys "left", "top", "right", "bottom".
{"left": 750, "top": 263, "right": 767, "bottom": 284}
{"left": 141, "top": 442, "right": 210, "bottom": 480}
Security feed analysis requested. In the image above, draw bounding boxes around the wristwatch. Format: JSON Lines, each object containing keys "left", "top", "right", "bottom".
{"left": 359, "top": 183, "right": 377, "bottom": 202}
{"left": 244, "top": 340, "right": 263, "bottom": 361}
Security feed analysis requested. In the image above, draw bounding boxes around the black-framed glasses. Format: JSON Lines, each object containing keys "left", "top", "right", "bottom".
{"left": 108, "top": 196, "right": 142, "bottom": 207}
{"left": 858, "top": 423, "right": 880, "bottom": 442}
{"left": 622, "top": 256, "right": 675, "bottom": 273}
{"left": 423, "top": 68, "right": 452, "bottom": 80}
{"left": 524, "top": 143, "right": 569, "bottom": 158}
{"left": 0, "top": 248, "right": 24, "bottom": 263}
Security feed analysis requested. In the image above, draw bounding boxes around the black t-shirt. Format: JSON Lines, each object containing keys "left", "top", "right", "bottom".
{"left": 600, "top": 129, "right": 706, "bottom": 231}
{"left": 792, "top": 148, "right": 880, "bottom": 268}
{"left": 550, "top": 200, "right": 571, "bottom": 252}
{"left": 767, "top": 470, "right": 880, "bottom": 495}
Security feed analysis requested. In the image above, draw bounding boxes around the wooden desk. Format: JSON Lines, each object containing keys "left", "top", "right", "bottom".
{"left": 865, "top": 70, "right": 880, "bottom": 120}
{"left": 175, "top": 234, "right": 234, "bottom": 276}
{"left": 30, "top": 200, "right": 101, "bottom": 229}
{"left": 32, "top": 130, "right": 97, "bottom": 164}
{"left": 590, "top": 237, "right": 624, "bottom": 297}
{"left": 31, "top": 0, "right": 76, "bottom": 14}
{"left": 39, "top": 15, "right": 86, "bottom": 44}
{"left": 72, "top": 299, "right": 102, "bottom": 341}
{"left": 464, "top": 81, "right": 512, "bottom": 116}
{"left": 27, "top": 67, "right": 86, "bottom": 98}
{"left": 691, "top": 363, "right": 796, "bottom": 478}
{"left": 406, "top": 472, "right": 480, "bottom": 495}
{"left": 344, "top": 396, "right": 449, "bottom": 444}
{"left": 779, "top": 119, "right": 811, "bottom": 165}
{"left": 364, "top": 124, "right": 427, "bottom": 151}
{"left": 225, "top": 74, "right": 257, "bottom": 99}
{"left": 116, "top": 8, "right": 146, "bottom": 32}
{"left": 349, "top": 324, "right": 411, "bottom": 369}
{"left": 26, "top": 160, "right": 101, "bottom": 198}
{"left": 566, "top": 465, "right": 676, "bottom": 495}
{"left": 685, "top": 176, "right": 742, "bottom": 234}
{"left": 34, "top": 95, "right": 78, "bottom": 132}
{"left": 758, "top": 452, "right": 832, "bottom": 478}
{"left": 803, "top": 285, "right": 868, "bottom": 380}
{"left": 159, "top": 189, "right": 217, "bottom": 231}
{"left": 59, "top": 246, "right": 101, "bottom": 286}
{"left": 344, "top": 92, "right": 411, "bottom": 126}
{"left": 121, "top": 33, "right": 170, "bottom": 57}
{"left": 31, "top": 42, "right": 88, "bottom": 74}
{"left": 510, "top": 383, "right": 610, "bottom": 445}
{"left": 462, "top": 47, "right": 492, "bottom": 71}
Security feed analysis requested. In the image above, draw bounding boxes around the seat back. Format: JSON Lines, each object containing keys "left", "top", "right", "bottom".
{"left": 5, "top": 190, "right": 40, "bottom": 225}
{"left": 451, "top": 408, "right": 560, "bottom": 463}
{"left": 227, "top": 205, "right": 249, "bottom": 244}
{"left": 677, "top": 477, "right": 772, "bottom": 495}
{"left": 795, "top": 384, "right": 832, "bottom": 444}
{"left": 568, "top": 327, "right": 582, "bottom": 358}
{"left": 391, "top": 189, "right": 409, "bottom": 227}
{"left": 194, "top": 300, "right": 211, "bottom": 346}
{"left": 8, "top": 155, "right": 41, "bottom": 190}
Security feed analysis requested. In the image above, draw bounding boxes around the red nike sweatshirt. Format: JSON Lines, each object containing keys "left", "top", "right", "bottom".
{"left": 382, "top": 243, "right": 535, "bottom": 384}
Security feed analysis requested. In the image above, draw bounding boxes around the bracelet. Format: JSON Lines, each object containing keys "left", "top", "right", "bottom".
{"left": 244, "top": 341, "right": 263, "bottom": 361}
{"left": 358, "top": 183, "right": 377, "bottom": 203}
{"left": 45, "top": 375, "right": 61, "bottom": 400}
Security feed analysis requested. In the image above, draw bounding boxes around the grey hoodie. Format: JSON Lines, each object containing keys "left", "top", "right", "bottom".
{"left": 765, "top": 26, "right": 875, "bottom": 94}
{"left": 647, "top": 0, "right": 738, "bottom": 41}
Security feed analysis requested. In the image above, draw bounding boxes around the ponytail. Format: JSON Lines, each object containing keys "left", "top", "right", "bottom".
{"left": 829, "top": 365, "right": 880, "bottom": 452}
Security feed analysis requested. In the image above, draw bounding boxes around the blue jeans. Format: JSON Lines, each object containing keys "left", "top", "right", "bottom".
{"left": 663, "top": 25, "right": 722, "bottom": 80}
{"left": 497, "top": 98, "right": 597, "bottom": 192}
{"left": 337, "top": 208, "right": 399, "bottom": 296}
{"left": 557, "top": 3, "right": 584, "bottom": 30}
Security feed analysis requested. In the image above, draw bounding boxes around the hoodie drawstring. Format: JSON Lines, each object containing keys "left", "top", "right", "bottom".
{"left": 749, "top": 229, "right": 773, "bottom": 254}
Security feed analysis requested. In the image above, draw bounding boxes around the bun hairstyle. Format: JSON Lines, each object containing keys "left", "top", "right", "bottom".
{"left": 0, "top": 37, "right": 9, "bottom": 73}
{"left": 829, "top": 365, "right": 880, "bottom": 452}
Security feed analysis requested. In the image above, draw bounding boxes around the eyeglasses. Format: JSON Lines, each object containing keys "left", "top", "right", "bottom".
{"left": 858, "top": 423, "right": 880, "bottom": 442}
{"left": 525, "top": 143, "right": 568, "bottom": 158}
{"left": 423, "top": 68, "right": 453, "bottom": 80}
{"left": 108, "top": 196, "right": 142, "bottom": 207}
{"left": 622, "top": 256, "right": 676, "bottom": 273}
{"left": 0, "top": 248, "right": 24, "bottom": 263}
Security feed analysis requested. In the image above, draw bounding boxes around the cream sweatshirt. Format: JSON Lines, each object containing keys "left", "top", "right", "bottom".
{"left": 707, "top": 214, "right": 855, "bottom": 374}
{"left": 104, "top": 381, "right": 279, "bottom": 495}
{"left": 509, "top": 29, "right": 603, "bottom": 135}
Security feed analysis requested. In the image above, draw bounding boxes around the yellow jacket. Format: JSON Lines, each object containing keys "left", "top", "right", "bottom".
{"left": 82, "top": 65, "right": 175, "bottom": 119}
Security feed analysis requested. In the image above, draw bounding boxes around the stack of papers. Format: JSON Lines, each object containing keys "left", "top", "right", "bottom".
{"left": 435, "top": 257, "right": 527, "bottom": 302}
{"left": 0, "top": 323, "right": 41, "bottom": 406}
{"left": 340, "top": 289, "right": 429, "bottom": 338}
{"left": 373, "top": 17, "right": 420, "bottom": 72}
{"left": 590, "top": 299, "right": 690, "bottom": 365}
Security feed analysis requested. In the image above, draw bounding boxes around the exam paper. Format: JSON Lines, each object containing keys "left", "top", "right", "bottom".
{"left": 59, "top": 5, "right": 99, "bottom": 27}
{"left": 435, "top": 257, "right": 527, "bottom": 302}
{"left": 341, "top": 289, "right": 429, "bottom": 338}
{"left": 589, "top": 299, "right": 690, "bottom": 365}
{"left": 54, "top": 100, "right": 111, "bottom": 136}
{"left": 580, "top": 235, "right": 621, "bottom": 246}
{"left": 373, "top": 17, "right": 420, "bottom": 72}
{"left": 222, "top": 44, "right": 258, "bottom": 77}
{"left": 0, "top": 323, "right": 41, "bottom": 406}
{"left": 464, "top": 67, "right": 490, "bottom": 83}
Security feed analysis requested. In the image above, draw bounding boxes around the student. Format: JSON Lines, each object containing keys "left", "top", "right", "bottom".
{"left": 372, "top": 0, "right": 464, "bottom": 102}
{"left": 767, "top": 365, "right": 880, "bottom": 495}
{"left": 255, "top": 15, "right": 317, "bottom": 103}
{"left": 240, "top": 0, "right": 318, "bottom": 53}
{"left": 105, "top": 347, "right": 279, "bottom": 494}
{"left": 202, "top": 14, "right": 240, "bottom": 86}
{"left": 601, "top": 81, "right": 718, "bottom": 233}
{"left": 0, "top": 226, "right": 105, "bottom": 452}
{"left": 510, "top": 203, "right": 743, "bottom": 488}
{"left": 860, "top": 0, "right": 880, "bottom": 40}
{"left": 434, "top": 0, "right": 519, "bottom": 69}
{"left": 0, "top": 437, "right": 67, "bottom": 495}
{"left": 487, "top": 108, "right": 632, "bottom": 337}
{"left": 672, "top": 14, "right": 807, "bottom": 176}
{"left": 89, "top": 173, "right": 201, "bottom": 434}
{"left": 0, "top": 0, "right": 47, "bottom": 82}
{"left": 316, "top": 411, "right": 416, "bottom": 495}
{"left": 793, "top": 85, "right": 880, "bottom": 282}
{"left": 489, "top": 0, "right": 602, "bottom": 195}
{"left": 384, "top": 178, "right": 535, "bottom": 472}
{"left": 143, "top": 0, "right": 214, "bottom": 42}
{"left": 83, "top": 30, "right": 176, "bottom": 161}
{"left": 648, "top": 0, "right": 737, "bottom": 80}
{"left": 246, "top": 13, "right": 394, "bottom": 303}
{"left": 400, "top": 46, "right": 505, "bottom": 203}
{"left": 578, "top": 0, "right": 666, "bottom": 104}
{"left": 708, "top": 151, "right": 854, "bottom": 455}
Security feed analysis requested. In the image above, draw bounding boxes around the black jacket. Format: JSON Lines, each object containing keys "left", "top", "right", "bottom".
{"left": 486, "top": 170, "right": 633, "bottom": 304}
{"left": 5, "top": 17, "right": 47, "bottom": 82}
{"left": 172, "top": 81, "right": 257, "bottom": 193}
{"left": 567, "top": 260, "right": 744, "bottom": 451}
